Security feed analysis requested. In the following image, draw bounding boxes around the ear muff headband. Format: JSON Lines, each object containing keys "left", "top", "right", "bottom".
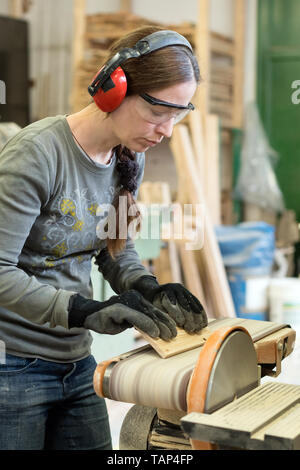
{"left": 88, "top": 30, "right": 193, "bottom": 112}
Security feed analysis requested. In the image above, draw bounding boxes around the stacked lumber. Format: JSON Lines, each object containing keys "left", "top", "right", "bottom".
{"left": 71, "top": 11, "right": 237, "bottom": 128}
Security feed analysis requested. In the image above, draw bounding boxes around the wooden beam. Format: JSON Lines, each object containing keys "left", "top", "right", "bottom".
{"left": 170, "top": 130, "right": 191, "bottom": 205}
{"left": 120, "top": 0, "right": 132, "bottom": 12}
{"left": 170, "top": 124, "right": 235, "bottom": 319}
{"left": 194, "top": 0, "right": 210, "bottom": 114}
{"left": 189, "top": 111, "right": 221, "bottom": 225}
{"left": 152, "top": 244, "right": 173, "bottom": 285}
{"left": 232, "top": 0, "right": 246, "bottom": 128}
{"left": 188, "top": 109, "right": 205, "bottom": 190}
{"left": 70, "top": 0, "right": 86, "bottom": 112}
{"left": 178, "top": 242, "right": 206, "bottom": 309}
{"left": 168, "top": 241, "right": 182, "bottom": 284}
{"left": 204, "top": 114, "right": 221, "bottom": 225}
{"left": 9, "top": 0, "right": 23, "bottom": 17}
{"left": 139, "top": 181, "right": 171, "bottom": 205}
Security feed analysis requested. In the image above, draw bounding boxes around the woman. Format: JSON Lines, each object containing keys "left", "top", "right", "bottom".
{"left": 0, "top": 26, "right": 207, "bottom": 450}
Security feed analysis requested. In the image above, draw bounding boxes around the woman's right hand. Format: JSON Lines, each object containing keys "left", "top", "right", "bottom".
{"left": 68, "top": 290, "right": 177, "bottom": 341}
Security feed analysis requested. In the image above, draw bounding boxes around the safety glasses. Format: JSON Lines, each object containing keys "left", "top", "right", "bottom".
{"left": 137, "top": 93, "right": 195, "bottom": 125}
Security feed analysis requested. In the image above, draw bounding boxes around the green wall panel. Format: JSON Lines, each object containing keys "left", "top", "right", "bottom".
{"left": 257, "top": 0, "right": 300, "bottom": 220}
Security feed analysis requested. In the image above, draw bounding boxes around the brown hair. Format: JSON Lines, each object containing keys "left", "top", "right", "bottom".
{"left": 104, "top": 26, "right": 201, "bottom": 258}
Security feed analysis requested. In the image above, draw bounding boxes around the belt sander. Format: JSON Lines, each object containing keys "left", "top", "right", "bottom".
{"left": 93, "top": 318, "right": 298, "bottom": 450}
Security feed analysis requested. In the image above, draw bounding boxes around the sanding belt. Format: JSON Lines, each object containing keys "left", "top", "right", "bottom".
{"left": 94, "top": 318, "right": 292, "bottom": 412}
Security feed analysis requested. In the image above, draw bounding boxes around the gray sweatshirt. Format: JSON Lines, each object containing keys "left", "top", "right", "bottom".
{"left": 0, "top": 115, "right": 150, "bottom": 362}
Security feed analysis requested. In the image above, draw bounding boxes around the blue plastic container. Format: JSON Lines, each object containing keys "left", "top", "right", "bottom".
{"left": 216, "top": 222, "right": 275, "bottom": 321}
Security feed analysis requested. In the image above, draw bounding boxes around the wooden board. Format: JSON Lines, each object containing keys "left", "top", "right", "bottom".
{"left": 194, "top": 0, "right": 210, "bottom": 114}
{"left": 170, "top": 124, "right": 236, "bottom": 319}
{"left": 233, "top": 0, "right": 245, "bottom": 128}
{"left": 170, "top": 130, "right": 191, "bottom": 205}
{"left": 136, "top": 317, "right": 292, "bottom": 359}
{"left": 137, "top": 326, "right": 210, "bottom": 359}
{"left": 188, "top": 109, "right": 205, "bottom": 190}
{"left": 204, "top": 114, "right": 221, "bottom": 225}
{"left": 152, "top": 244, "right": 173, "bottom": 285}
{"left": 178, "top": 242, "right": 207, "bottom": 310}
{"left": 168, "top": 240, "right": 182, "bottom": 284}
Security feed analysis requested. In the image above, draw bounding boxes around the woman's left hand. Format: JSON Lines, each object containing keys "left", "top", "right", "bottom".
{"left": 132, "top": 276, "right": 208, "bottom": 333}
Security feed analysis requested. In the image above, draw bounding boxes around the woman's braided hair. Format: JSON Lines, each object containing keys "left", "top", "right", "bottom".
{"left": 115, "top": 145, "right": 139, "bottom": 194}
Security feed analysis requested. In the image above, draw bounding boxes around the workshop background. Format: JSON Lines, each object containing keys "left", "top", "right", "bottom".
{"left": 0, "top": 0, "right": 300, "bottom": 449}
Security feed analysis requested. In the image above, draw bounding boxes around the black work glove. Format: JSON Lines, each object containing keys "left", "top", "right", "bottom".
{"left": 132, "top": 276, "right": 208, "bottom": 334}
{"left": 68, "top": 290, "right": 177, "bottom": 341}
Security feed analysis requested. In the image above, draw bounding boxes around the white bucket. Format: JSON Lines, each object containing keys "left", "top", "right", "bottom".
{"left": 268, "top": 278, "right": 300, "bottom": 339}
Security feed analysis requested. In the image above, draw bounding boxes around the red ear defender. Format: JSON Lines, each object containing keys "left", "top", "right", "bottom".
{"left": 89, "top": 30, "right": 194, "bottom": 112}
{"left": 91, "top": 66, "right": 127, "bottom": 113}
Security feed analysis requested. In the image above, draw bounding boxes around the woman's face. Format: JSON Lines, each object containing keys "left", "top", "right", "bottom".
{"left": 110, "top": 80, "right": 197, "bottom": 152}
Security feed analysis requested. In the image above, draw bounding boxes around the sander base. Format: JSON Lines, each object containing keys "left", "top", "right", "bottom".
{"left": 182, "top": 381, "right": 300, "bottom": 450}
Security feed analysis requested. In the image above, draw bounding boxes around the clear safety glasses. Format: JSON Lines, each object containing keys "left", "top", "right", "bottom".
{"left": 137, "top": 93, "right": 195, "bottom": 125}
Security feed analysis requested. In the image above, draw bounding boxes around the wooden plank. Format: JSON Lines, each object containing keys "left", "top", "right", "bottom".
{"left": 221, "top": 189, "right": 234, "bottom": 225}
{"left": 9, "top": 0, "right": 23, "bottom": 17}
{"left": 137, "top": 326, "right": 211, "bottom": 359}
{"left": 136, "top": 318, "right": 292, "bottom": 360}
{"left": 170, "top": 124, "right": 236, "bottom": 319}
{"left": 189, "top": 111, "right": 221, "bottom": 225}
{"left": 276, "top": 210, "right": 299, "bottom": 247}
{"left": 178, "top": 242, "right": 207, "bottom": 311}
{"left": 170, "top": 122, "right": 205, "bottom": 207}
{"left": 152, "top": 244, "right": 173, "bottom": 285}
{"left": 70, "top": 0, "right": 86, "bottom": 112}
{"left": 194, "top": 0, "right": 210, "bottom": 114}
{"left": 139, "top": 181, "right": 171, "bottom": 204}
{"left": 138, "top": 181, "right": 182, "bottom": 284}
{"left": 120, "top": 0, "right": 132, "bottom": 12}
{"left": 188, "top": 109, "right": 206, "bottom": 190}
{"left": 168, "top": 240, "right": 182, "bottom": 284}
{"left": 232, "top": 0, "right": 245, "bottom": 128}
{"left": 72, "top": 0, "right": 86, "bottom": 67}
{"left": 204, "top": 114, "right": 221, "bottom": 225}
{"left": 170, "top": 130, "right": 191, "bottom": 205}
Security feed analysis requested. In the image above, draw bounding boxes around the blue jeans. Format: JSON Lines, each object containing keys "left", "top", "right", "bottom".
{"left": 0, "top": 353, "right": 112, "bottom": 450}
